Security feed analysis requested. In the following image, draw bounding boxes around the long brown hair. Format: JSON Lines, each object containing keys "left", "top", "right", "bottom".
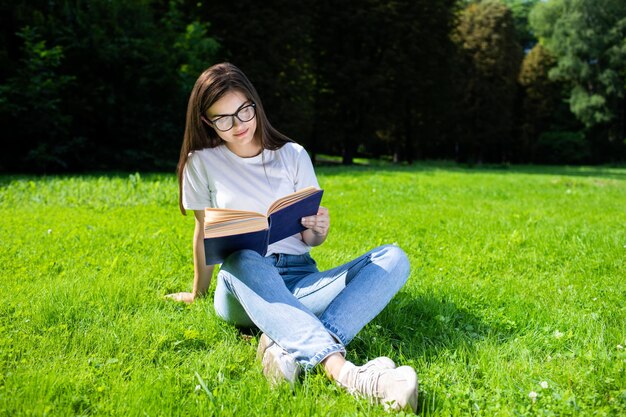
{"left": 177, "top": 63, "right": 292, "bottom": 215}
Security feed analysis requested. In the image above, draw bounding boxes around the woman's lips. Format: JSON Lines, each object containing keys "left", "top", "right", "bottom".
{"left": 233, "top": 128, "right": 248, "bottom": 137}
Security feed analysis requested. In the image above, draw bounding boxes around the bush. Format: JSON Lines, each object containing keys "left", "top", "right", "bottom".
{"left": 535, "top": 131, "right": 590, "bottom": 164}
{"left": 0, "top": 1, "right": 219, "bottom": 173}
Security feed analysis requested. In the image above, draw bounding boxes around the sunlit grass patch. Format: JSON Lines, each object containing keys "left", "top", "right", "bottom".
{"left": 1, "top": 164, "right": 625, "bottom": 416}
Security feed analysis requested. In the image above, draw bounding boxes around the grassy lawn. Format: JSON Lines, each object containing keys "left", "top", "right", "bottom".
{"left": 1, "top": 164, "right": 625, "bottom": 416}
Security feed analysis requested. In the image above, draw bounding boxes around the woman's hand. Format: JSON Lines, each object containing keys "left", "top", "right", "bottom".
{"left": 164, "top": 292, "right": 195, "bottom": 304}
{"left": 301, "top": 206, "right": 330, "bottom": 246}
{"left": 302, "top": 206, "right": 330, "bottom": 236}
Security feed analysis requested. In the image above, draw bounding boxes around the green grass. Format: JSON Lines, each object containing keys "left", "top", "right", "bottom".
{"left": 1, "top": 164, "right": 625, "bottom": 416}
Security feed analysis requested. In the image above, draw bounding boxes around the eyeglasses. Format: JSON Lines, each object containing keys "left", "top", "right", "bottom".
{"left": 204, "top": 103, "right": 256, "bottom": 132}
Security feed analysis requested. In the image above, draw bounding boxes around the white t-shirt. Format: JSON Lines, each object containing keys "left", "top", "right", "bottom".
{"left": 182, "top": 142, "right": 320, "bottom": 256}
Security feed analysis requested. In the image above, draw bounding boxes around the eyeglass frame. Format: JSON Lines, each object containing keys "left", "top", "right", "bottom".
{"left": 201, "top": 102, "right": 257, "bottom": 132}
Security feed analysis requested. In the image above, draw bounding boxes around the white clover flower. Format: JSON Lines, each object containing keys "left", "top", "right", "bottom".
{"left": 554, "top": 330, "right": 564, "bottom": 339}
{"left": 194, "top": 384, "right": 202, "bottom": 392}
{"left": 540, "top": 381, "right": 549, "bottom": 389}
{"left": 617, "top": 344, "right": 624, "bottom": 350}
{"left": 529, "top": 391, "right": 538, "bottom": 402}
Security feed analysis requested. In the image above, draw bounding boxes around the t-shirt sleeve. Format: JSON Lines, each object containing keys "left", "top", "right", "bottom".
{"left": 294, "top": 146, "right": 320, "bottom": 190}
{"left": 182, "top": 152, "right": 213, "bottom": 210}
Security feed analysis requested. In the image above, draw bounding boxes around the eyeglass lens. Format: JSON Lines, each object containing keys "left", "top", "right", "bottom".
{"left": 213, "top": 104, "right": 255, "bottom": 131}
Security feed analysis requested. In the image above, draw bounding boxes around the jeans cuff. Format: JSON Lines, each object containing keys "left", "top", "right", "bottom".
{"left": 323, "top": 323, "right": 349, "bottom": 346}
{"left": 304, "top": 343, "right": 346, "bottom": 370}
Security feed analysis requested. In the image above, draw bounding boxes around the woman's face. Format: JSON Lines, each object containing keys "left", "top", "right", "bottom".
{"left": 206, "top": 90, "right": 259, "bottom": 156}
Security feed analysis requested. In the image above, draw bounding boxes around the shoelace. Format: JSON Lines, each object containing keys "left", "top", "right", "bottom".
{"left": 350, "top": 364, "right": 385, "bottom": 399}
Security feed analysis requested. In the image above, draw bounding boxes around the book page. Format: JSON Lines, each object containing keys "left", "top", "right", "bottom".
{"left": 204, "top": 208, "right": 268, "bottom": 238}
{"left": 266, "top": 186, "right": 321, "bottom": 215}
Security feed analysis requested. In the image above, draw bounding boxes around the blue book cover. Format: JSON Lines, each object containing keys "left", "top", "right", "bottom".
{"left": 203, "top": 189, "right": 324, "bottom": 265}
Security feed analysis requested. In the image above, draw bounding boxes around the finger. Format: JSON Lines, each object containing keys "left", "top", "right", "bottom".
{"left": 302, "top": 216, "right": 327, "bottom": 226}
{"left": 305, "top": 217, "right": 328, "bottom": 232}
{"left": 302, "top": 217, "right": 320, "bottom": 230}
{"left": 301, "top": 216, "right": 323, "bottom": 226}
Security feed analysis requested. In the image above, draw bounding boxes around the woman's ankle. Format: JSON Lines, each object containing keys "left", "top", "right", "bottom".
{"left": 322, "top": 352, "right": 347, "bottom": 380}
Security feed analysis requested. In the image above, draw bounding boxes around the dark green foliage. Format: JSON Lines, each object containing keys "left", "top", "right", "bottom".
{"left": 0, "top": 26, "right": 75, "bottom": 171}
{"left": 0, "top": 0, "right": 219, "bottom": 173}
{"left": 535, "top": 130, "right": 590, "bottom": 164}
{"left": 518, "top": 44, "right": 558, "bottom": 161}
{"left": 1, "top": 0, "right": 625, "bottom": 171}
{"left": 530, "top": 0, "right": 626, "bottom": 159}
{"left": 310, "top": 0, "right": 459, "bottom": 164}
{"left": 453, "top": 0, "right": 524, "bottom": 163}
{"left": 501, "top": 0, "right": 541, "bottom": 51}
{"left": 518, "top": 43, "right": 582, "bottom": 162}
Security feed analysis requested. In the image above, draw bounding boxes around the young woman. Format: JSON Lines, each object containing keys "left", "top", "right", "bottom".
{"left": 167, "top": 62, "right": 418, "bottom": 412}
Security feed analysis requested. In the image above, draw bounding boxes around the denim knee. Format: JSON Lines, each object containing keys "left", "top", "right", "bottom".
{"left": 213, "top": 273, "right": 255, "bottom": 327}
{"left": 378, "top": 244, "right": 411, "bottom": 285}
{"left": 220, "top": 250, "right": 265, "bottom": 281}
{"left": 222, "top": 249, "right": 264, "bottom": 269}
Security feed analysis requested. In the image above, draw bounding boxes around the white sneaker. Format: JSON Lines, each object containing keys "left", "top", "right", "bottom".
{"left": 361, "top": 356, "right": 396, "bottom": 370}
{"left": 337, "top": 358, "right": 418, "bottom": 412}
{"left": 256, "top": 333, "right": 301, "bottom": 387}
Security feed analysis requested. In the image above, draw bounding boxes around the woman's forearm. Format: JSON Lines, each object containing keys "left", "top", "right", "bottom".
{"left": 193, "top": 210, "right": 213, "bottom": 298}
{"left": 301, "top": 206, "right": 330, "bottom": 247}
{"left": 302, "top": 228, "right": 327, "bottom": 247}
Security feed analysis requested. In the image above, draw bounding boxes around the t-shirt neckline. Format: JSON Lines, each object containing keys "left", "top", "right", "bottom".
{"left": 220, "top": 144, "right": 268, "bottom": 164}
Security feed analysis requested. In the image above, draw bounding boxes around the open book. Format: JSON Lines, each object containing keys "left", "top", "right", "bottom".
{"left": 203, "top": 186, "right": 324, "bottom": 264}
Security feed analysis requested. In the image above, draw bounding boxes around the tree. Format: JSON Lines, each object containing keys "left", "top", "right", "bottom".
{"left": 310, "top": 0, "right": 393, "bottom": 164}
{"left": 310, "top": 0, "right": 460, "bottom": 164}
{"left": 530, "top": 0, "right": 626, "bottom": 152}
{"left": 0, "top": 0, "right": 220, "bottom": 172}
{"left": 453, "top": 0, "right": 523, "bottom": 163}
{"left": 374, "top": 0, "right": 459, "bottom": 163}
{"left": 501, "top": 0, "right": 540, "bottom": 51}
{"left": 0, "top": 26, "right": 75, "bottom": 171}
{"left": 518, "top": 43, "right": 584, "bottom": 162}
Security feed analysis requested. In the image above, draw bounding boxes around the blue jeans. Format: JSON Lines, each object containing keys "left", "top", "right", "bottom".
{"left": 214, "top": 244, "right": 410, "bottom": 370}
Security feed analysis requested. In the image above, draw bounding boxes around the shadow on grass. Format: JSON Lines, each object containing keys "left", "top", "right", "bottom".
{"left": 348, "top": 291, "right": 517, "bottom": 414}
{"left": 317, "top": 161, "right": 626, "bottom": 180}
{"left": 2, "top": 162, "right": 625, "bottom": 187}
{"left": 207, "top": 283, "right": 517, "bottom": 414}
{"left": 0, "top": 171, "right": 172, "bottom": 185}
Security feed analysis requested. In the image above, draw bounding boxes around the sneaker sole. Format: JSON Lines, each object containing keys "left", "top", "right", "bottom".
{"left": 256, "top": 333, "right": 274, "bottom": 361}
{"left": 257, "top": 334, "right": 301, "bottom": 388}
{"left": 384, "top": 366, "right": 418, "bottom": 413}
